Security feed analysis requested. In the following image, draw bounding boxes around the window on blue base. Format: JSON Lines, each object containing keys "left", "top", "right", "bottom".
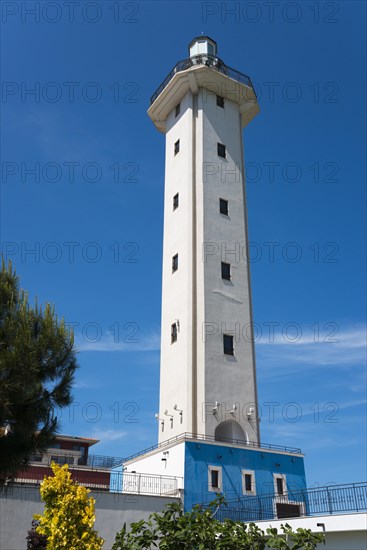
{"left": 223, "top": 334, "right": 234, "bottom": 356}
{"left": 274, "top": 474, "right": 287, "bottom": 496}
{"left": 208, "top": 465, "right": 222, "bottom": 492}
{"left": 242, "top": 470, "right": 256, "bottom": 495}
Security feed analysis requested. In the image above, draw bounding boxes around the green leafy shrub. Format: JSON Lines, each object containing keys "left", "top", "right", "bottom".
{"left": 112, "top": 495, "right": 325, "bottom": 550}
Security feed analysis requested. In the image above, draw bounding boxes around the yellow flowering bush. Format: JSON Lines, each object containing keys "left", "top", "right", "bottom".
{"left": 34, "top": 463, "right": 104, "bottom": 549}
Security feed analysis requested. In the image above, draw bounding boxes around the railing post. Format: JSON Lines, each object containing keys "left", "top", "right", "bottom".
{"left": 302, "top": 489, "right": 307, "bottom": 516}
{"left": 326, "top": 487, "right": 333, "bottom": 514}
{"left": 352, "top": 483, "right": 359, "bottom": 512}
{"left": 258, "top": 496, "right": 263, "bottom": 520}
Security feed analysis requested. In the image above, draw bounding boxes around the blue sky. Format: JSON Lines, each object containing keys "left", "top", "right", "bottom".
{"left": 1, "top": 1, "right": 366, "bottom": 487}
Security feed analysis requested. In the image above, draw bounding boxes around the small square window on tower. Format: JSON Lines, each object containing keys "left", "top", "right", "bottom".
{"left": 221, "top": 261, "right": 231, "bottom": 280}
{"left": 173, "top": 193, "right": 179, "bottom": 210}
{"left": 219, "top": 198, "right": 228, "bottom": 216}
{"left": 216, "top": 95, "right": 224, "bottom": 108}
{"left": 217, "top": 142, "right": 226, "bottom": 158}
{"left": 171, "top": 323, "right": 177, "bottom": 344}
{"left": 172, "top": 253, "right": 178, "bottom": 273}
{"left": 174, "top": 139, "right": 180, "bottom": 155}
{"left": 175, "top": 103, "right": 180, "bottom": 117}
{"left": 223, "top": 334, "right": 234, "bottom": 355}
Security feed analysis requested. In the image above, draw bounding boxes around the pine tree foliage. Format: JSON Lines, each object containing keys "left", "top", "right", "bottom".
{"left": 0, "top": 260, "right": 78, "bottom": 482}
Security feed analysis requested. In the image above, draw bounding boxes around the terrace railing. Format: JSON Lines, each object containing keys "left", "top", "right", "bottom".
{"left": 124, "top": 432, "right": 301, "bottom": 463}
{"left": 29, "top": 452, "right": 124, "bottom": 469}
{"left": 111, "top": 470, "right": 182, "bottom": 497}
{"left": 207, "top": 482, "right": 367, "bottom": 522}
{"left": 14, "top": 467, "right": 182, "bottom": 497}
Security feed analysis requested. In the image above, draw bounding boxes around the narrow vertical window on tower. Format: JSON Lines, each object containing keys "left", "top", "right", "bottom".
{"left": 173, "top": 193, "right": 179, "bottom": 210}
{"left": 171, "top": 323, "right": 177, "bottom": 344}
{"left": 219, "top": 198, "right": 228, "bottom": 216}
{"left": 217, "top": 142, "right": 226, "bottom": 158}
{"left": 216, "top": 95, "right": 224, "bottom": 108}
{"left": 174, "top": 139, "right": 180, "bottom": 155}
{"left": 223, "top": 334, "right": 234, "bottom": 356}
{"left": 221, "top": 261, "right": 231, "bottom": 280}
{"left": 175, "top": 103, "right": 180, "bottom": 117}
{"left": 172, "top": 253, "right": 178, "bottom": 273}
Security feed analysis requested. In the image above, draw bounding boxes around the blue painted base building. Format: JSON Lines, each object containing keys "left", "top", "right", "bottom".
{"left": 123, "top": 433, "right": 307, "bottom": 518}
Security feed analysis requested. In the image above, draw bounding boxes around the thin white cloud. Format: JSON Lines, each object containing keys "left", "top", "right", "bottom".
{"left": 89, "top": 428, "right": 129, "bottom": 443}
{"left": 257, "top": 325, "right": 366, "bottom": 348}
{"left": 256, "top": 325, "right": 366, "bottom": 371}
{"left": 76, "top": 330, "right": 160, "bottom": 353}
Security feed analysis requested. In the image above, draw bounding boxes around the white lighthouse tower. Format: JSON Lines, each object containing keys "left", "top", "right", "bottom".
{"left": 123, "top": 39, "right": 306, "bottom": 508}
{"left": 149, "top": 37, "right": 260, "bottom": 445}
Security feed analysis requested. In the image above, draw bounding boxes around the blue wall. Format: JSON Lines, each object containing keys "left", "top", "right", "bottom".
{"left": 184, "top": 442, "right": 306, "bottom": 512}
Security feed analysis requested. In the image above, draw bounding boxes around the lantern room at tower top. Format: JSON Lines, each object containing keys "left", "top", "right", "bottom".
{"left": 188, "top": 35, "right": 217, "bottom": 57}
{"left": 148, "top": 35, "right": 259, "bottom": 132}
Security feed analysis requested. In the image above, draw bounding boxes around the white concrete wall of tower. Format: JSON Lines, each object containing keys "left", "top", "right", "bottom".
{"left": 155, "top": 76, "right": 260, "bottom": 444}
{"left": 198, "top": 88, "right": 259, "bottom": 443}
{"left": 158, "top": 90, "right": 195, "bottom": 442}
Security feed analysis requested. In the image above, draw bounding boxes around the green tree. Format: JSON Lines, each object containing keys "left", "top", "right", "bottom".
{"left": 112, "top": 496, "right": 325, "bottom": 550}
{"left": 35, "top": 463, "right": 104, "bottom": 549}
{"left": 0, "top": 260, "right": 77, "bottom": 482}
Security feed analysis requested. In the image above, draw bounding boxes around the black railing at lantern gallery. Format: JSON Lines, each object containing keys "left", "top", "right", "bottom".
{"left": 150, "top": 54, "right": 256, "bottom": 105}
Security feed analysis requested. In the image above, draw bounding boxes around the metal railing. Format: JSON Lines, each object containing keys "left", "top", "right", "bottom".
{"left": 111, "top": 471, "right": 182, "bottom": 497}
{"left": 30, "top": 452, "right": 124, "bottom": 469}
{"left": 207, "top": 482, "right": 367, "bottom": 522}
{"left": 77, "top": 454, "right": 124, "bottom": 469}
{"left": 123, "top": 432, "right": 301, "bottom": 463}
{"left": 13, "top": 467, "right": 182, "bottom": 497}
{"left": 150, "top": 54, "right": 255, "bottom": 105}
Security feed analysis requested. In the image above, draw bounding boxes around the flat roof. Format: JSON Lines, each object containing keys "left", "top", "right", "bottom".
{"left": 55, "top": 434, "right": 99, "bottom": 446}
